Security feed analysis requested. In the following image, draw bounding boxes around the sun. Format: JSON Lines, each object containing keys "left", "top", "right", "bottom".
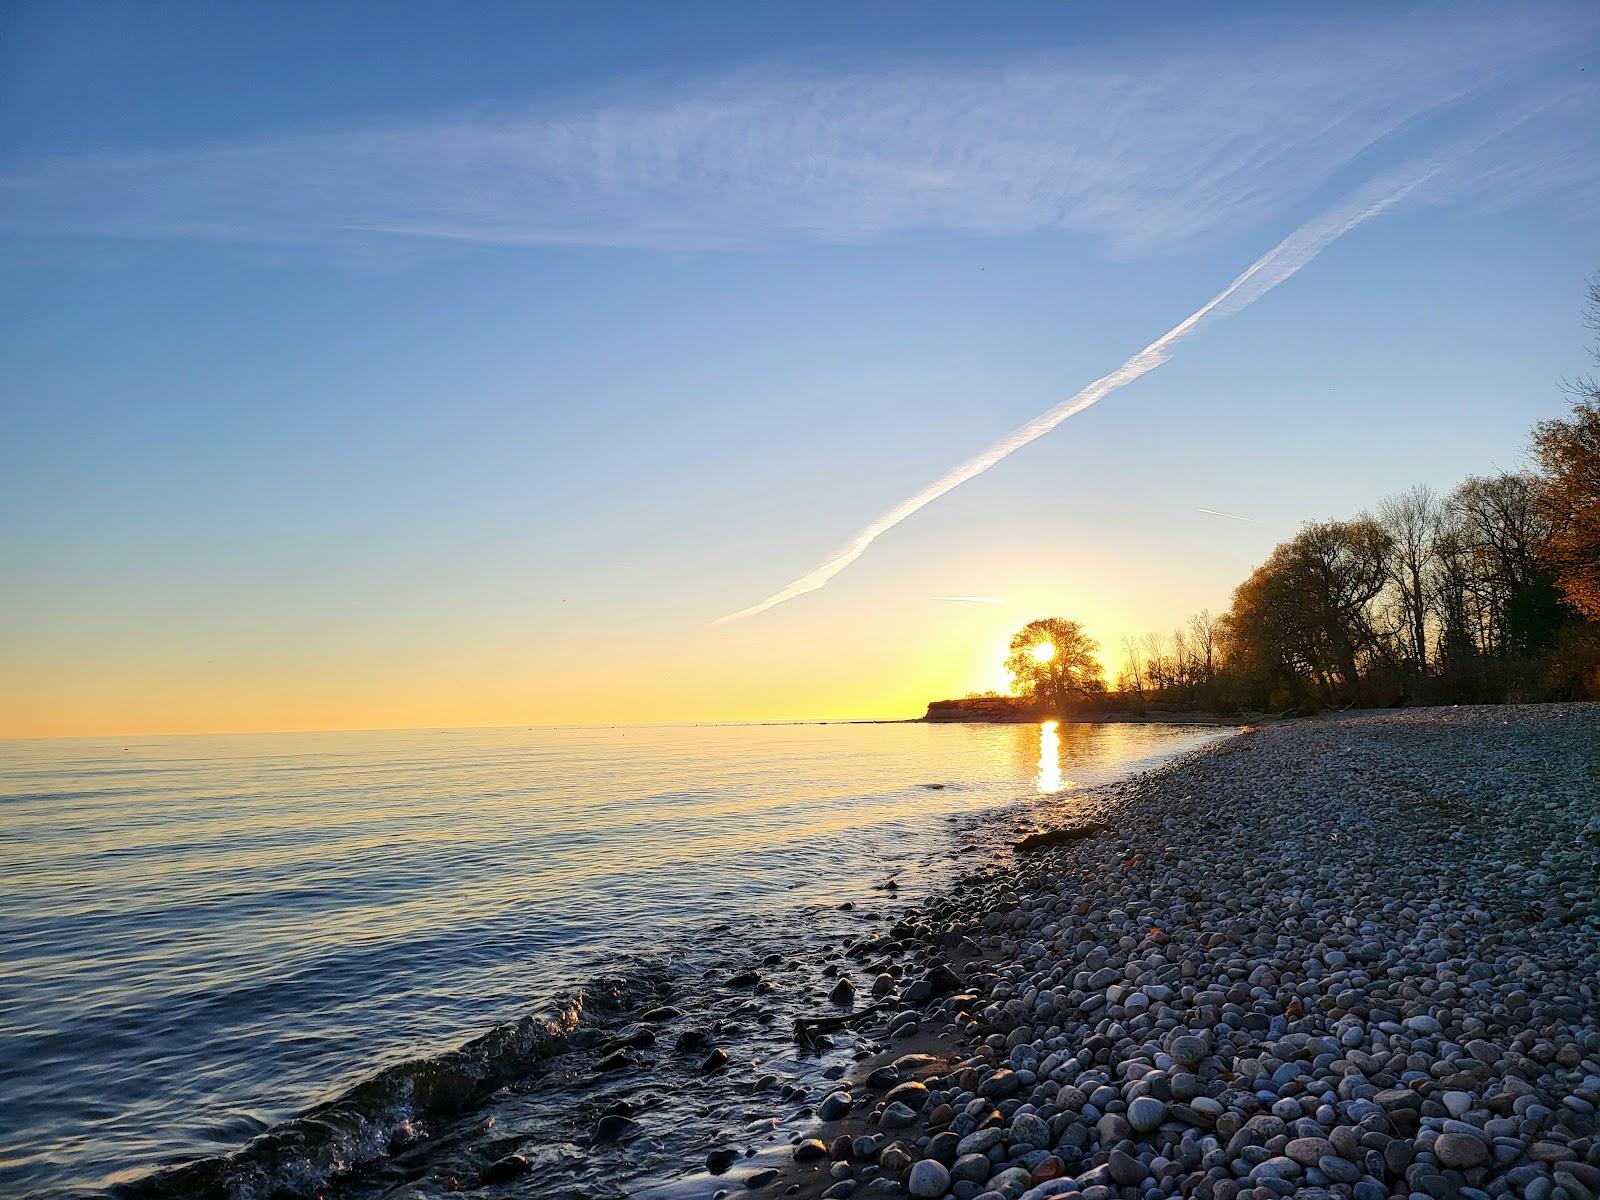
{"left": 1031, "top": 642, "right": 1056, "bottom": 664}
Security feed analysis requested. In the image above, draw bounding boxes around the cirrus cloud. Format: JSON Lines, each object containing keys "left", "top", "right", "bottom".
{"left": 1, "top": 7, "right": 1593, "bottom": 256}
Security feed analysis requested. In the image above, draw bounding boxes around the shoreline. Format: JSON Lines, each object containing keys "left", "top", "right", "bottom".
{"left": 921, "top": 712, "right": 1248, "bottom": 727}
{"left": 106, "top": 727, "right": 1226, "bottom": 1200}
{"left": 116, "top": 706, "right": 1600, "bottom": 1200}
{"left": 732, "top": 704, "right": 1600, "bottom": 1200}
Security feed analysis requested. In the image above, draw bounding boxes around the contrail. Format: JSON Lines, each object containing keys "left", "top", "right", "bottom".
{"left": 933, "top": 595, "right": 1006, "bottom": 605}
{"left": 714, "top": 159, "right": 1445, "bottom": 624}
{"left": 1197, "top": 507, "right": 1256, "bottom": 523}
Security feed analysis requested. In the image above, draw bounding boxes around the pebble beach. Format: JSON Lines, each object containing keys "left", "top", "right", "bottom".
{"left": 107, "top": 706, "right": 1599, "bottom": 1200}
{"left": 748, "top": 705, "right": 1600, "bottom": 1200}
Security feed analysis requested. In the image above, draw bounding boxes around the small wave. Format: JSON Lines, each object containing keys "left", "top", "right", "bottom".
{"left": 114, "top": 995, "right": 585, "bottom": 1200}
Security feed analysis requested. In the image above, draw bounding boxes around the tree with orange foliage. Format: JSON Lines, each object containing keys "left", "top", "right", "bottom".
{"left": 1533, "top": 277, "right": 1600, "bottom": 621}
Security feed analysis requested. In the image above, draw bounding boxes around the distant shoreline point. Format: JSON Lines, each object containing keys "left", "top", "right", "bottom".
{"left": 921, "top": 695, "right": 1244, "bottom": 726}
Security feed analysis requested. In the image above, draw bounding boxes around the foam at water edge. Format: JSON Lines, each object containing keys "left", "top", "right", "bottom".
{"left": 115, "top": 996, "right": 586, "bottom": 1200}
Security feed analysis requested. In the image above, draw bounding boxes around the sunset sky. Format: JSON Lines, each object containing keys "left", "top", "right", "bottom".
{"left": 3, "top": 1, "right": 1599, "bottom": 737}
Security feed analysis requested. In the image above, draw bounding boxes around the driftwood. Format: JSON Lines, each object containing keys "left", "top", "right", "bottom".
{"left": 793, "top": 1002, "right": 889, "bottom": 1049}
{"left": 1015, "top": 821, "right": 1110, "bottom": 852}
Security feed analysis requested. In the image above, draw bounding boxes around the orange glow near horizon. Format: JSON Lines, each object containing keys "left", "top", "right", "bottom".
{"left": 0, "top": 574, "right": 1169, "bottom": 739}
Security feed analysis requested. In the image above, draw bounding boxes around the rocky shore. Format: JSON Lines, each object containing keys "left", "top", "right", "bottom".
{"left": 743, "top": 705, "right": 1600, "bottom": 1200}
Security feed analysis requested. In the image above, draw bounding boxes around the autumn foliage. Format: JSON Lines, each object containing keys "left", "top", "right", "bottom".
{"left": 1116, "top": 278, "right": 1600, "bottom": 711}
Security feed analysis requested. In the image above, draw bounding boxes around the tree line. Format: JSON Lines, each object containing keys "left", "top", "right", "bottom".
{"left": 1111, "top": 279, "right": 1600, "bottom": 714}
{"left": 985, "top": 279, "right": 1600, "bottom": 718}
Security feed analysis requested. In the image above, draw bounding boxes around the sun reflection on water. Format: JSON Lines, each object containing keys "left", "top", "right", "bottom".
{"left": 1036, "top": 719, "right": 1070, "bottom": 794}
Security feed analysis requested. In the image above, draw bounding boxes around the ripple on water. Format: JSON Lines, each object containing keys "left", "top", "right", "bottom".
{"left": 0, "top": 719, "right": 1230, "bottom": 1197}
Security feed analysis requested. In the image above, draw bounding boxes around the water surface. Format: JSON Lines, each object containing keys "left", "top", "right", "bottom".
{"left": 0, "top": 719, "right": 1229, "bottom": 1196}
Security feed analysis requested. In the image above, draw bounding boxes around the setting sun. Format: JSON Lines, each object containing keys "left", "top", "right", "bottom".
{"left": 1031, "top": 642, "right": 1057, "bottom": 664}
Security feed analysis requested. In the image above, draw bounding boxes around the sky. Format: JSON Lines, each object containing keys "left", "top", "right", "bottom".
{"left": 2, "top": 1, "right": 1598, "bottom": 738}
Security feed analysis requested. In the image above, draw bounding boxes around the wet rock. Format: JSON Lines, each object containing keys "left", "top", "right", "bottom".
{"left": 883, "top": 1081, "right": 927, "bottom": 1111}
{"left": 1015, "top": 822, "right": 1109, "bottom": 851}
{"left": 923, "top": 964, "right": 963, "bottom": 996}
{"left": 604, "top": 1023, "right": 655, "bottom": 1049}
{"left": 592, "top": 1114, "right": 638, "bottom": 1140}
{"left": 674, "top": 1028, "right": 709, "bottom": 1053}
{"left": 852, "top": 1134, "right": 884, "bottom": 1160}
{"left": 480, "top": 1154, "right": 529, "bottom": 1183}
{"left": 976, "top": 1069, "right": 1019, "bottom": 1098}
{"left": 880, "top": 1101, "right": 919, "bottom": 1128}
{"left": 819, "top": 1090, "right": 853, "bottom": 1121}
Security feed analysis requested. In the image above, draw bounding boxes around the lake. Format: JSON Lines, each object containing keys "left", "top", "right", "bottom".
{"left": 0, "top": 719, "right": 1230, "bottom": 1197}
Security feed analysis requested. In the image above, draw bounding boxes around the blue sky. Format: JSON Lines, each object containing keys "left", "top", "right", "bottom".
{"left": 2, "top": 1, "right": 1598, "bottom": 735}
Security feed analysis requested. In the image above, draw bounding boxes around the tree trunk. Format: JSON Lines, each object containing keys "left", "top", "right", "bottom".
{"left": 1408, "top": 563, "right": 1428, "bottom": 673}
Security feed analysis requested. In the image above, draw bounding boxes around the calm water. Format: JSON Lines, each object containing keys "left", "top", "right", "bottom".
{"left": 0, "top": 720, "right": 1229, "bottom": 1197}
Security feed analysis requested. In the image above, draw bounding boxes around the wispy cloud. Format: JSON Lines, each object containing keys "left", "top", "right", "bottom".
{"left": 704, "top": 21, "right": 1596, "bottom": 625}
{"left": 0, "top": 8, "right": 1591, "bottom": 254}
{"left": 712, "top": 146, "right": 1481, "bottom": 623}
{"left": 934, "top": 596, "right": 1006, "bottom": 605}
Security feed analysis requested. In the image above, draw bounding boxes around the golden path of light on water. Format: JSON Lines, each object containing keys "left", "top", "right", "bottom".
{"left": 1036, "top": 719, "right": 1073, "bottom": 794}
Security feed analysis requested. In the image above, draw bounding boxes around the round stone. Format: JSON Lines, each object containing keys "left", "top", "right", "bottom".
{"left": 1108, "top": 1148, "right": 1148, "bottom": 1185}
{"left": 1434, "top": 1132, "right": 1489, "bottom": 1169}
{"left": 1128, "top": 1096, "right": 1167, "bottom": 1132}
{"left": 819, "top": 1090, "right": 853, "bottom": 1121}
{"left": 907, "top": 1158, "right": 950, "bottom": 1198}
{"left": 950, "top": 1152, "right": 992, "bottom": 1183}
{"left": 1010, "top": 1111, "right": 1050, "bottom": 1147}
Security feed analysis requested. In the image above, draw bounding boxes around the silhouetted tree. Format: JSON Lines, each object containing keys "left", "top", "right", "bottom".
{"left": 1432, "top": 524, "right": 1481, "bottom": 680}
{"left": 1446, "top": 473, "right": 1562, "bottom": 656}
{"left": 1223, "top": 518, "right": 1394, "bottom": 706}
{"left": 1187, "top": 609, "right": 1219, "bottom": 684}
{"left": 1118, "top": 633, "right": 1146, "bottom": 701}
{"left": 1005, "top": 618, "right": 1105, "bottom": 712}
{"left": 1028, "top": 277, "right": 1600, "bottom": 715}
{"left": 1378, "top": 485, "right": 1441, "bottom": 677}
